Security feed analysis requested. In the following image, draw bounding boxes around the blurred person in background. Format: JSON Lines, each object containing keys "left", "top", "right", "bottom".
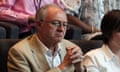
{"left": 79, "top": 0, "right": 120, "bottom": 40}
{"left": 0, "top": 0, "right": 99, "bottom": 38}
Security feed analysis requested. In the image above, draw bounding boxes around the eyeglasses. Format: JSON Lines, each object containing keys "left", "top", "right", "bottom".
{"left": 43, "top": 20, "right": 69, "bottom": 29}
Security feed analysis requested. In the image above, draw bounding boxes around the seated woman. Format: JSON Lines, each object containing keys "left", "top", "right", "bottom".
{"left": 82, "top": 9, "right": 120, "bottom": 72}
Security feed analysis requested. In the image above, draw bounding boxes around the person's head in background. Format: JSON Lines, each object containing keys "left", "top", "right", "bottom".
{"left": 101, "top": 9, "right": 120, "bottom": 45}
{"left": 35, "top": 4, "right": 68, "bottom": 46}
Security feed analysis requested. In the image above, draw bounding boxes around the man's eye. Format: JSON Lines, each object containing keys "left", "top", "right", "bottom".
{"left": 52, "top": 21, "right": 60, "bottom": 24}
{"left": 54, "top": 23, "right": 60, "bottom": 26}
{"left": 52, "top": 21, "right": 60, "bottom": 26}
{"left": 63, "top": 22, "right": 68, "bottom": 26}
{"left": 50, "top": 21, "right": 68, "bottom": 27}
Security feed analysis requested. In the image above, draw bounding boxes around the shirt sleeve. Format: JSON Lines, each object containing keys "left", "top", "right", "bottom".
{"left": 0, "top": 0, "right": 30, "bottom": 24}
{"left": 0, "top": 9, "right": 29, "bottom": 24}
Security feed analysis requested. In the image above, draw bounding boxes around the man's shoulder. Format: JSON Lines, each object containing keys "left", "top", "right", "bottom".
{"left": 11, "top": 35, "right": 33, "bottom": 50}
{"left": 60, "top": 39, "right": 78, "bottom": 47}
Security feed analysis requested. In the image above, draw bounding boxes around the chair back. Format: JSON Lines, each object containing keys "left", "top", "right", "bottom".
{"left": 0, "top": 21, "right": 19, "bottom": 39}
{"left": 71, "top": 40, "right": 103, "bottom": 54}
{"left": 0, "top": 39, "right": 20, "bottom": 72}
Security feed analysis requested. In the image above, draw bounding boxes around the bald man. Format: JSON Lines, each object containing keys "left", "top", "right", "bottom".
{"left": 7, "top": 4, "right": 83, "bottom": 72}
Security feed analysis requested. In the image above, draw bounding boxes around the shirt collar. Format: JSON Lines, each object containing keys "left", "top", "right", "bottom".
{"left": 45, "top": 44, "right": 61, "bottom": 57}
{"left": 35, "top": 34, "right": 61, "bottom": 56}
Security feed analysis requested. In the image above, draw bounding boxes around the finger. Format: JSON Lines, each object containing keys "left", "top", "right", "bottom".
{"left": 66, "top": 46, "right": 76, "bottom": 55}
{"left": 70, "top": 51, "right": 82, "bottom": 59}
{"left": 72, "top": 47, "right": 82, "bottom": 55}
{"left": 72, "top": 56, "right": 83, "bottom": 63}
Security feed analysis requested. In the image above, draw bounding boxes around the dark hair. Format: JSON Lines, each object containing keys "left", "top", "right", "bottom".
{"left": 101, "top": 9, "right": 120, "bottom": 44}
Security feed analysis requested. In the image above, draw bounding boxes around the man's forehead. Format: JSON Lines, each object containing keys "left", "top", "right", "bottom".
{"left": 47, "top": 6, "right": 64, "bottom": 13}
{"left": 45, "top": 6, "right": 66, "bottom": 19}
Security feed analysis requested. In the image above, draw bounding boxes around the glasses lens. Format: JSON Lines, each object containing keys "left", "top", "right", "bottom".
{"left": 51, "top": 20, "right": 68, "bottom": 28}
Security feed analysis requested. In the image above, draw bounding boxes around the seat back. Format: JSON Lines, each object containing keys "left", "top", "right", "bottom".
{"left": 0, "top": 21, "right": 19, "bottom": 39}
{"left": 0, "top": 26, "right": 6, "bottom": 38}
{"left": 0, "top": 39, "right": 20, "bottom": 72}
{"left": 65, "top": 25, "right": 82, "bottom": 40}
{"left": 71, "top": 40, "right": 103, "bottom": 54}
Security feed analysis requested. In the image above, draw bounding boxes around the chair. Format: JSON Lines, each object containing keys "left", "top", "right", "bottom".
{"left": 0, "top": 26, "right": 6, "bottom": 38}
{"left": 90, "top": 34, "right": 104, "bottom": 40}
{"left": 65, "top": 25, "right": 82, "bottom": 40}
{"left": 71, "top": 40, "right": 103, "bottom": 54}
{"left": 0, "top": 21, "right": 19, "bottom": 39}
{"left": 0, "top": 39, "right": 20, "bottom": 72}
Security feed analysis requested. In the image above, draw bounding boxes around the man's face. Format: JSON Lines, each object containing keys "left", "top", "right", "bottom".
{"left": 37, "top": 7, "right": 68, "bottom": 43}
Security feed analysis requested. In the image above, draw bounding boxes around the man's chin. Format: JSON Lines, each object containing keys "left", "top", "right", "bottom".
{"left": 55, "top": 38, "right": 63, "bottom": 42}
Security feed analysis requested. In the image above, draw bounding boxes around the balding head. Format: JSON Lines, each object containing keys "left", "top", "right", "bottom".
{"left": 35, "top": 4, "right": 66, "bottom": 22}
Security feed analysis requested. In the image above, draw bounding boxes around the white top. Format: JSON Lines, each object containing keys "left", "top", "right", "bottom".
{"left": 82, "top": 44, "right": 120, "bottom": 72}
{"left": 44, "top": 47, "right": 61, "bottom": 68}
{"left": 36, "top": 36, "right": 61, "bottom": 68}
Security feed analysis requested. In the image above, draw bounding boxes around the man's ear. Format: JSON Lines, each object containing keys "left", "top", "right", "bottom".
{"left": 35, "top": 20, "right": 45, "bottom": 31}
{"left": 36, "top": 20, "right": 43, "bottom": 26}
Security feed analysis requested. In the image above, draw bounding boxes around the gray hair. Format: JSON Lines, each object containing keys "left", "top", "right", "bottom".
{"left": 35, "top": 4, "right": 60, "bottom": 21}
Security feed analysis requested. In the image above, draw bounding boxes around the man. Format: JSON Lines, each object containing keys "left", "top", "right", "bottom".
{"left": 8, "top": 4, "right": 83, "bottom": 72}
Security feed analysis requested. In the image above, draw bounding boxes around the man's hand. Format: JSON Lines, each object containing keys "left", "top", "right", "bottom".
{"left": 59, "top": 46, "right": 83, "bottom": 72}
{"left": 68, "top": 46, "right": 83, "bottom": 72}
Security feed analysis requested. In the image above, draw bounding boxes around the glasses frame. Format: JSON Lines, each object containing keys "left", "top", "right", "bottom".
{"left": 42, "top": 20, "right": 70, "bottom": 29}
